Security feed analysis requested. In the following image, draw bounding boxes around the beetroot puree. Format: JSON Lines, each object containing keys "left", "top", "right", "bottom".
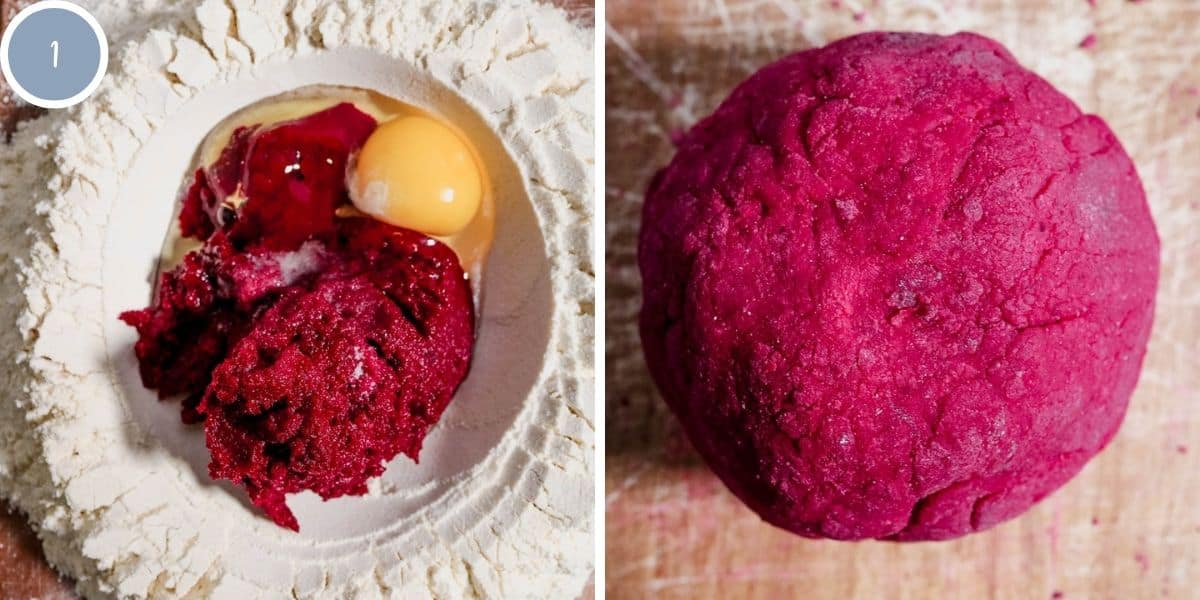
{"left": 122, "top": 104, "right": 474, "bottom": 530}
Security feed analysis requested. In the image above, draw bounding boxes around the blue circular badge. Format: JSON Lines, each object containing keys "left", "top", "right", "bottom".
{"left": 1, "top": 1, "right": 108, "bottom": 109}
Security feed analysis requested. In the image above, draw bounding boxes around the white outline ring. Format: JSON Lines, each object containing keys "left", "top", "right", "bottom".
{"left": 0, "top": 0, "right": 108, "bottom": 110}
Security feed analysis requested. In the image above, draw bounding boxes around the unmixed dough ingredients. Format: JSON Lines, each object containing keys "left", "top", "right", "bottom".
{"left": 640, "top": 32, "right": 1158, "bottom": 541}
{"left": 0, "top": 0, "right": 593, "bottom": 598}
{"left": 123, "top": 104, "right": 477, "bottom": 529}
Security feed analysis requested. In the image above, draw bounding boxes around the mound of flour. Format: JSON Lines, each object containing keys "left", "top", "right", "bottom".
{"left": 0, "top": 0, "right": 594, "bottom": 598}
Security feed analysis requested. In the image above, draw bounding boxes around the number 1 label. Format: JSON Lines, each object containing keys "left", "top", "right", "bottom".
{"left": 1, "top": 1, "right": 109, "bottom": 109}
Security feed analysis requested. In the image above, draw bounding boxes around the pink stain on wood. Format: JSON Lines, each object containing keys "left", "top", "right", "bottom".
{"left": 1134, "top": 552, "right": 1150, "bottom": 574}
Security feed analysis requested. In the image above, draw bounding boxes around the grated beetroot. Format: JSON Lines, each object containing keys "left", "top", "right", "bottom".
{"left": 122, "top": 104, "right": 474, "bottom": 530}
{"left": 202, "top": 220, "right": 473, "bottom": 530}
{"left": 120, "top": 233, "right": 278, "bottom": 422}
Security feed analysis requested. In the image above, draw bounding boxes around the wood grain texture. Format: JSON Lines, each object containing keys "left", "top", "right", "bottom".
{"left": 605, "top": 1, "right": 1200, "bottom": 598}
{"left": 0, "top": 1, "right": 594, "bottom": 598}
{"left": 0, "top": 0, "right": 40, "bottom": 137}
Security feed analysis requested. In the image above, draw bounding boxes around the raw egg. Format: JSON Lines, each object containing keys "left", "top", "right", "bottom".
{"left": 350, "top": 115, "right": 483, "bottom": 236}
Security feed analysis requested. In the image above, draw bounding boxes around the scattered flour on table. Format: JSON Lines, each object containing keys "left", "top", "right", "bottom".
{"left": 0, "top": 0, "right": 594, "bottom": 598}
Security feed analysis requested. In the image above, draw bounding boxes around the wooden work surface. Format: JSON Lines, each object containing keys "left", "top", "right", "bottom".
{"left": 605, "top": 1, "right": 1200, "bottom": 598}
{"left": 0, "top": 1, "right": 594, "bottom": 599}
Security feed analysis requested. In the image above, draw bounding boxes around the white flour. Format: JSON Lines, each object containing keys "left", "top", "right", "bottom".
{"left": 0, "top": 0, "right": 594, "bottom": 598}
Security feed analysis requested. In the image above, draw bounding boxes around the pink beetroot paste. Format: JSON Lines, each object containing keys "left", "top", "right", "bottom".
{"left": 639, "top": 32, "right": 1159, "bottom": 541}
{"left": 122, "top": 103, "right": 474, "bottom": 530}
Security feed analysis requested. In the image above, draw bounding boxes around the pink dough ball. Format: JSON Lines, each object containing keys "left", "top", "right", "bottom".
{"left": 639, "top": 32, "right": 1159, "bottom": 541}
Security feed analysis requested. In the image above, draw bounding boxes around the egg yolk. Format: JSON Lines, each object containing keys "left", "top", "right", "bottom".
{"left": 351, "top": 116, "right": 483, "bottom": 237}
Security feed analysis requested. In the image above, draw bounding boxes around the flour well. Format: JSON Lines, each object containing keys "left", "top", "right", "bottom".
{"left": 0, "top": 0, "right": 594, "bottom": 598}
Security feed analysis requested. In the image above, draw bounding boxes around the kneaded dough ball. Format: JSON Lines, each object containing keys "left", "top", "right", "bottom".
{"left": 639, "top": 32, "right": 1159, "bottom": 541}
